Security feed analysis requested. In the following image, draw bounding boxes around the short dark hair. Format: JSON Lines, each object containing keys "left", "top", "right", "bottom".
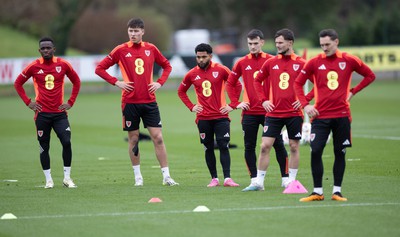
{"left": 319, "top": 29, "right": 338, "bottom": 40}
{"left": 127, "top": 18, "right": 145, "bottom": 29}
{"left": 195, "top": 43, "right": 213, "bottom": 54}
{"left": 247, "top": 29, "right": 264, "bottom": 40}
{"left": 39, "top": 36, "right": 54, "bottom": 46}
{"left": 275, "top": 29, "right": 295, "bottom": 41}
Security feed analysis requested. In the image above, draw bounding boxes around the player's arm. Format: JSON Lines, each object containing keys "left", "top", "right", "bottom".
{"left": 61, "top": 61, "right": 81, "bottom": 111}
{"left": 348, "top": 55, "right": 376, "bottom": 99}
{"left": 226, "top": 61, "right": 243, "bottom": 109}
{"left": 14, "top": 65, "right": 42, "bottom": 111}
{"left": 154, "top": 47, "right": 172, "bottom": 86}
{"left": 177, "top": 74, "right": 199, "bottom": 112}
{"left": 95, "top": 56, "right": 134, "bottom": 92}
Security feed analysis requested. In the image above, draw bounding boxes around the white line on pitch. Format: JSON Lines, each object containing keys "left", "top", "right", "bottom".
{"left": 15, "top": 202, "right": 400, "bottom": 220}
{"left": 353, "top": 134, "right": 400, "bottom": 141}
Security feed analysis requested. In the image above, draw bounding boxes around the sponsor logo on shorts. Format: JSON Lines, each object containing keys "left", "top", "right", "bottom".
{"left": 224, "top": 133, "right": 230, "bottom": 138}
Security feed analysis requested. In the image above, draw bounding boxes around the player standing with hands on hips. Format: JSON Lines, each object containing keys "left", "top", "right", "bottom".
{"left": 95, "top": 18, "right": 178, "bottom": 186}
{"left": 14, "top": 37, "right": 81, "bottom": 189}
{"left": 178, "top": 43, "right": 240, "bottom": 187}
{"left": 242, "top": 29, "right": 306, "bottom": 191}
{"left": 226, "top": 29, "right": 290, "bottom": 189}
{"left": 295, "top": 29, "right": 375, "bottom": 201}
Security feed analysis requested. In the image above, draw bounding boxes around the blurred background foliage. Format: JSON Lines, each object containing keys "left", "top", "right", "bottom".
{"left": 0, "top": 0, "right": 398, "bottom": 56}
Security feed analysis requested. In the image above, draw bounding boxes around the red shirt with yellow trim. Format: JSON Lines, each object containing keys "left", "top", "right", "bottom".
{"left": 254, "top": 53, "right": 305, "bottom": 118}
{"left": 95, "top": 41, "right": 172, "bottom": 104}
{"left": 177, "top": 61, "right": 231, "bottom": 122}
{"left": 294, "top": 50, "right": 375, "bottom": 119}
{"left": 14, "top": 57, "right": 81, "bottom": 113}
{"left": 226, "top": 52, "right": 273, "bottom": 116}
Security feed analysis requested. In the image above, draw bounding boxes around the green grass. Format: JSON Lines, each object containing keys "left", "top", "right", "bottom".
{"left": 0, "top": 24, "right": 86, "bottom": 57}
{"left": 0, "top": 80, "right": 399, "bottom": 237}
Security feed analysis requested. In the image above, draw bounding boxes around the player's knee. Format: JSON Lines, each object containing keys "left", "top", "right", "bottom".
{"left": 60, "top": 139, "right": 71, "bottom": 149}
{"left": 203, "top": 141, "right": 214, "bottom": 151}
{"left": 151, "top": 133, "right": 164, "bottom": 146}
{"left": 216, "top": 139, "right": 229, "bottom": 149}
{"left": 289, "top": 140, "right": 299, "bottom": 153}
{"left": 244, "top": 141, "right": 256, "bottom": 150}
{"left": 38, "top": 140, "right": 50, "bottom": 152}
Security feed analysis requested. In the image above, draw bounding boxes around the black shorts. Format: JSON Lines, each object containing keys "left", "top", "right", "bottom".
{"left": 35, "top": 112, "right": 71, "bottom": 142}
{"left": 310, "top": 117, "right": 352, "bottom": 149}
{"left": 262, "top": 116, "right": 303, "bottom": 140}
{"left": 122, "top": 102, "right": 162, "bottom": 131}
{"left": 197, "top": 118, "right": 230, "bottom": 145}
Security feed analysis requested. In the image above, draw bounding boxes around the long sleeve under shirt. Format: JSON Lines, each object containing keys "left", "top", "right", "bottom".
{"left": 95, "top": 41, "right": 172, "bottom": 104}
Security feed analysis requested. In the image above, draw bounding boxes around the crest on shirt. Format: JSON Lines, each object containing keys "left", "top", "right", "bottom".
{"left": 37, "top": 130, "right": 43, "bottom": 137}
{"left": 56, "top": 66, "right": 61, "bottom": 73}
{"left": 339, "top": 62, "right": 346, "bottom": 70}
{"left": 126, "top": 121, "right": 132, "bottom": 128}
{"left": 293, "top": 64, "right": 300, "bottom": 71}
{"left": 212, "top": 72, "right": 219, "bottom": 78}
{"left": 145, "top": 50, "right": 150, "bottom": 56}
{"left": 200, "top": 133, "right": 206, "bottom": 140}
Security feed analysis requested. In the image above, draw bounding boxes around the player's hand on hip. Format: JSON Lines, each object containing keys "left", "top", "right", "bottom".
{"left": 262, "top": 100, "right": 275, "bottom": 112}
{"left": 237, "top": 102, "right": 250, "bottom": 110}
{"left": 292, "top": 100, "right": 302, "bottom": 110}
{"left": 192, "top": 104, "right": 203, "bottom": 113}
{"left": 59, "top": 103, "right": 71, "bottom": 111}
{"left": 347, "top": 92, "right": 354, "bottom": 102}
{"left": 220, "top": 105, "right": 233, "bottom": 114}
{"left": 304, "top": 105, "right": 319, "bottom": 118}
{"left": 28, "top": 101, "right": 42, "bottom": 112}
{"left": 115, "top": 81, "right": 134, "bottom": 92}
{"left": 148, "top": 82, "right": 161, "bottom": 93}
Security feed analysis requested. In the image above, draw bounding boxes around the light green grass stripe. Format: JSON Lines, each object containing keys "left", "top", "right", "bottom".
{"left": 14, "top": 202, "right": 400, "bottom": 220}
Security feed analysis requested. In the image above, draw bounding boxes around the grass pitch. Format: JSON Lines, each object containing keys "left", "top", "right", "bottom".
{"left": 0, "top": 80, "right": 399, "bottom": 237}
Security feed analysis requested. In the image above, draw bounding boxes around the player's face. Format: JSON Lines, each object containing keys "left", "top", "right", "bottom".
{"left": 275, "top": 35, "right": 292, "bottom": 55}
{"left": 320, "top": 36, "right": 338, "bottom": 56}
{"left": 196, "top": 51, "right": 212, "bottom": 69}
{"left": 128, "top": 27, "right": 144, "bottom": 44}
{"left": 39, "top": 41, "right": 55, "bottom": 60}
{"left": 247, "top": 37, "right": 264, "bottom": 54}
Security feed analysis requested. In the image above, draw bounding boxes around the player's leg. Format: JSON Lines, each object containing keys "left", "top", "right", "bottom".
{"left": 273, "top": 134, "right": 289, "bottom": 185}
{"left": 35, "top": 113, "right": 53, "bottom": 188}
{"left": 249, "top": 117, "right": 281, "bottom": 190}
{"left": 215, "top": 118, "right": 239, "bottom": 187}
{"left": 198, "top": 120, "right": 219, "bottom": 187}
{"left": 285, "top": 116, "right": 303, "bottom": 185}
{"left": 242, "top": 114, "right": 259, "bottom": 182}
{"left": 300, "top": 119, "right": 330, "bottom": 201}
{"left": 330, "top": 117, "right": 351, "bottom": 201}
{"left": 123, "top": 103, "right": 143, "bottom": 186}
{"left": 144, "top": 102, "right": 178, "bottom": 186}
{"left": 53, "top": 112, "right": 76, "bottom": 188}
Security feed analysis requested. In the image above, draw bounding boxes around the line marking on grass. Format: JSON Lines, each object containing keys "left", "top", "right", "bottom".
{"left": 353, "top": 134, "right": 400, "bottom": 141}
{"left": 14, "top": 202, "right": 400, "bottom": 220}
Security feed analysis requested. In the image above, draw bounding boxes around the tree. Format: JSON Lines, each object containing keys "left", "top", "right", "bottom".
{"left": 50, "top": 0, "right": 92, "bottom": 55}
